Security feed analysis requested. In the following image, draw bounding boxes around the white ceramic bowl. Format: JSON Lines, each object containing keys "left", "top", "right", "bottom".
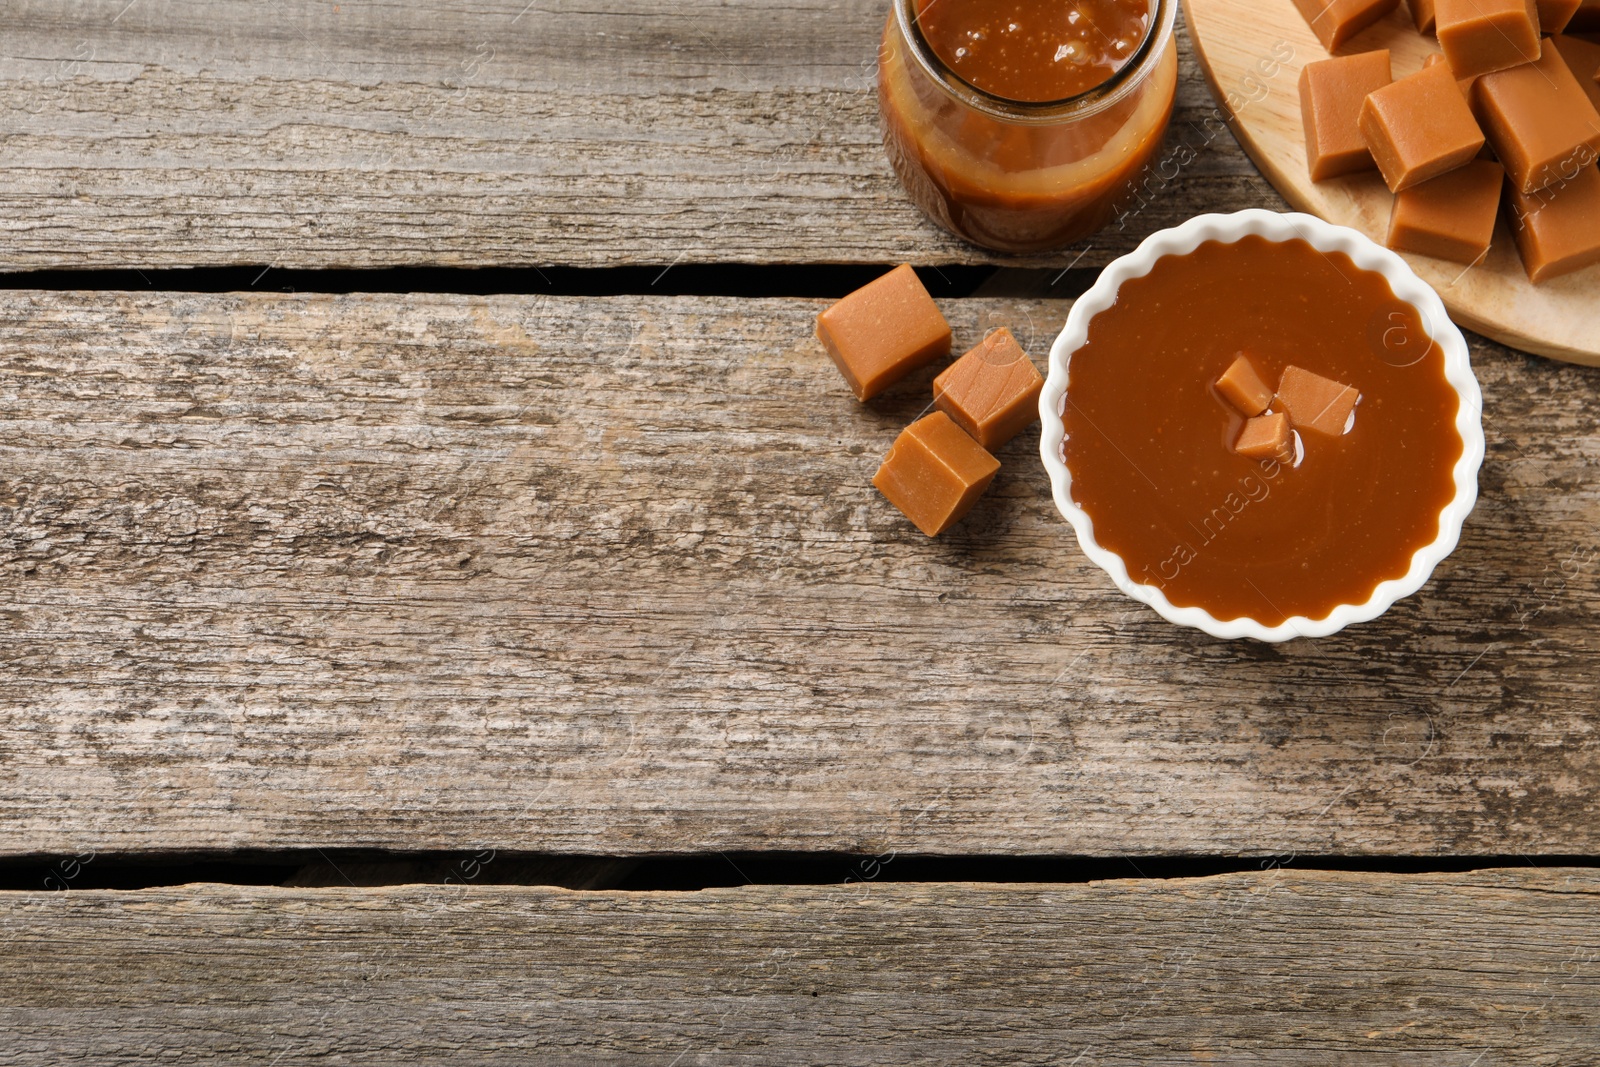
{"left": 1037, "top": 209, "right": 1485, "bottom": 642}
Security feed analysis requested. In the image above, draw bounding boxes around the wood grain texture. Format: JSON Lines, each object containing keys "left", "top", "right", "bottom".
{"left": 1183, "top": 0, "right": 1600, "bottom": 365}
{"left": 2, "top": 870, "right": 1599, "bottom": 1064}
{"left": 0, "top": 0, "right": 1276, "bottom": 271}
{"left": 0, "top": 289, "right": 1597, "bottom": 858}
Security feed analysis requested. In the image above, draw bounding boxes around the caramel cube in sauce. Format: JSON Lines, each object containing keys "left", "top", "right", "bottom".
{"left": 1278, "top": 366, "right": 1360, "bottom": 436}
{"left": 1474, "top": 42, "right": 1600, "bottom": 194}
{"left": 1291, "top": 0, "right": 1401, "bottom": 50}
{"left": 1387, "top": 159, "right": 1504, "bottom": 263}
{"left": 1504, "top": 161, "right": 1600, "bottom": 282}
{"left": 1411, "top": 0, "right": 1438, "bottom": 31}
{"left": 1436, "top": 0, "right": 1542, "bottom": 78}
{"left": 1550, "top": 34, "right": 1600, "bottom": 114}
{"left": 1537, "top": 0, "right": 1583, "bottom": 29}
{"left": 1299, "top": 51, "right": 1393, "bottom": 181}
{"left": 1359, "top": 62, "right": 1486, "bottom": 191}
{"left": 815, "top": 264, "right": 952, "bottom": 401}
{"left": 931, "top": 327, "right": 1044, "bottom": 450}
{"left": 872, "top": 412, "right": 1000, "bottom": 537}
{"left": 1233, "top": 412, "right": 1295, "bottom": 463}
{"left": 1215, "top": 354, "right": 1275, "bottom": 416}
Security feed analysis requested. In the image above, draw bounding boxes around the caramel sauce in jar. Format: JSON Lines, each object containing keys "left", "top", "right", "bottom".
{"left": 879, "top": 0, "right": 1177, "bottom": 253}
{"left": 1061, "top": 236, "right": 1465, "bottom": 626}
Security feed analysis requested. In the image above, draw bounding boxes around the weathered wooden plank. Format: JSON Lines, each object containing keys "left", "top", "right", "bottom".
{"left": 0, "top": 0, "right": 1277, "bottom": 271}
{"left": 0, "top": 290, "right": 1596, "bottom": 857}
{"left": 1, "top": 870, "right": 1598, "bottom": 1064}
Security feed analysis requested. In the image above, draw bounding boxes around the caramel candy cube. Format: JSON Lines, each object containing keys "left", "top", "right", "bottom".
{"left": 1215, "top": 353, "right": 1275, "bottom": 416}
{"left": 1234, "top": 412, "right": 1295, "bottom": 463}
{"left": 1570, "top": 0, "right": 1600, "bottom": 28}
{"left": 1504, "top": 162, "right": 1600, "bottom": 282}
{"left": 1387, "top": 159, "right": 1504, "bottom": 264}
{"left": 815, "top": 264, "right": 952, "bottom": 401}
{"left": 1299, "top": 51, "right": 1393, "bottom": 181}
{"left": 1436, "top": 0, "right": 1541, "bottom": 78}
{"left": 1278, "top": 366, "right": 1359, "bottom": 436}
{"left": 1411, "top": 0, "right": 1438, "bottom": 31}
{"left": 1537, "top": 0, "right": 1583, "bottom": 29}
{"left": 1550, "top": 34, "right": 1600, "bottom": 114}
{"left": 1474, "top": 42, "right": 1600, "bottom": 194}
{"left": 931, "top": 327, "right": 1043, "bottom": 450}
{"left": 1291, "top": 0, "right": 1400, "bottom": 50}
{"left": 1359, "top": 62, "right": 1485, "bottom": 191}
{"left": 873, "top": 412, "right": 1000, "bottom": 537}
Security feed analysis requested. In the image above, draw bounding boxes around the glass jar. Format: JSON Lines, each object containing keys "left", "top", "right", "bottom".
{"left": 878, "top": 0, "right": 1179, "bottom": 253}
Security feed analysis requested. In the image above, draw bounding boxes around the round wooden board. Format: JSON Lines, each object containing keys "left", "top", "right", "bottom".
{"left": 1182, "top": 0, "right": 1600, "bottom": 366}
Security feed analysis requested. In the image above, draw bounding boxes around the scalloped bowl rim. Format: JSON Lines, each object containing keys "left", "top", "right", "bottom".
{"left": 1037, "top": 209, "right": 1485, "bottom": 642}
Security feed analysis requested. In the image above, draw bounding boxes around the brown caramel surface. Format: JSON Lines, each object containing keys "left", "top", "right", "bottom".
{"left": 1216, "top": 354, "right": 1274, "bottom": 415}
{"left": 1299, "top": 50, "right": 1392, "bottom": 181}
{"left": 1387, "top": 158, "right": 1503, "bottom": 264}
{"left": 1551, "top": 34, "right": 1600, "bottom": 113}
{"left": 1423, "top": 50, "right": 1479, "bottom": 97}
{"left": 917, "top": 0, "right": 1154, "bottom": 103}
{"left": 1474, "top": 41, "right": 1600, "bottom": 194}
{"left": 1360, "top": 62, "right": 1485, "bottom": 191}
{"left": 1505, "top": 161, "right": 1600, "bottom": 282}
{"left": 873, "top": 412, "right": 1000, "bottom": 537}
{"left": 1537, "top": 0, "right": 1583, "bottom": 29}
{"left": 933, "top": 327, "right": 1044, "bottom": 450}
{"left": 1437, "top": 0, "right": 1541, "bottom": 78}
{"left": 1291, "top": 0, "right": 1400, "bottom": 50}
{"left": 816, "top": 265, "right": 952, "bottom": 401}
{"left": 1062, "top": 236, "right": 1463, "bottom": 625}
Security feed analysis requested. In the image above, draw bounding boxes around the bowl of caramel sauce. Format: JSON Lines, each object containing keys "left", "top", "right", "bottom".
{"left": 1038, "top": 209, "right": 1485, "bottom": 641}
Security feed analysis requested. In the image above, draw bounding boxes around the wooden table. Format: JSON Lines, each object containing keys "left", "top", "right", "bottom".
{"left": 2, "top": 1, "right": 1598, "bottom": 1062}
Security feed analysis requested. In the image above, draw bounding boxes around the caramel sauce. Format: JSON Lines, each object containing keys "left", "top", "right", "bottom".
{"left": 917, "top": 0, "right": 1154, "bottom": 103}
{"left": 1061, "top": 236, "right": 1464, "bottom": 626}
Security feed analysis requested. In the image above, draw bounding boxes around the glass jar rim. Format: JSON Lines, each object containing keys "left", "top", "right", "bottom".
{"left": 891, "top": 0, "right": 1176, "bottom": 123}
